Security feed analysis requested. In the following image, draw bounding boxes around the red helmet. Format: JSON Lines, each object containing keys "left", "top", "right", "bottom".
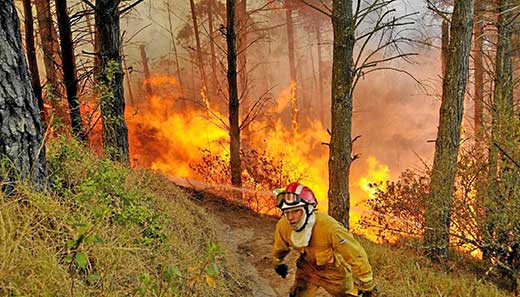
{"left": 276, "top": 182, "right": 318, "bottom": 210}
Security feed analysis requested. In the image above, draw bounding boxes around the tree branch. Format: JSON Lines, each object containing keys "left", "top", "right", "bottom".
{"left": 81, "top": 0, "right": 95, "bottom": 9}
{"left": 120, "top": 0, "right": 145, "bottom": 14}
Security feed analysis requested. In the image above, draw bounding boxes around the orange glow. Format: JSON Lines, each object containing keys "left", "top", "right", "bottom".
{"left": 127, "top": 76, "right": 394, "bottom": 228}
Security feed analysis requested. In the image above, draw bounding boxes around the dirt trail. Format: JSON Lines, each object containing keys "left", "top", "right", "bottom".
{"left": 199, "top": 193, "right": 329, "bottom": 297}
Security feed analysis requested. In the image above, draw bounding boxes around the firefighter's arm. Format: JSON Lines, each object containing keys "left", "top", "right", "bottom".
{"left": 272, "top": 220, "right": 291, "bottom": 267}
{"left": 332, "top": 228, "right": 375, "bottom": 291}
{"left": 272, "top": 220, "right": 291, "bottom": 278}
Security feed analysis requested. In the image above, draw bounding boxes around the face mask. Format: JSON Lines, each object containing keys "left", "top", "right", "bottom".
{"left": 290, "top": 211, "right": 316, "bottom": 248}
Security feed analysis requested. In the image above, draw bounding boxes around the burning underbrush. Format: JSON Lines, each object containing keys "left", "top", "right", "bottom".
{"left": 359, "top": 142, "right": 520, "bottom": 292}
{"left": 126, "top": 75, "right": 391, "bottom": 222}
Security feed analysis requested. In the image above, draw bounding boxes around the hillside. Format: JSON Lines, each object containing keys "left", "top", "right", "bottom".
{"left": 0, "top": 139, "right": 253, "bottom": 296}
{"left": 0, "top": 140, "right": 510, "bottom": 296}
{"left": 195, "top": 192, "right": 510, "bottom": 297}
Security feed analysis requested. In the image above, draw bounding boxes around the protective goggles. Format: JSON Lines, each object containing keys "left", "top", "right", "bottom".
{"left": 276, "top": 192, "right": 304, "bottom": 208}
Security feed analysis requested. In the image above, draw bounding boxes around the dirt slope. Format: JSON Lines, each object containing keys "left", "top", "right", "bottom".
{"left": 197, "top": 192, "right": 330, "bottom": 297}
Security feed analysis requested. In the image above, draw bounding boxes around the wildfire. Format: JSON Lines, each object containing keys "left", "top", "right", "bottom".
{"left": 127, "top": 75, "right": 393, "bottom": 229}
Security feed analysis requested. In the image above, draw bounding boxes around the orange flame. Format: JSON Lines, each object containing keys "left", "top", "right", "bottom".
{"left": 127, "top": 76, "right": 393, "bottom": 229}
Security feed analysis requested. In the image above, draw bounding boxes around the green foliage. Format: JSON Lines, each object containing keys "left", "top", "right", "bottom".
{"left": 0, "top": 138, "right": 252, "bottom": 296}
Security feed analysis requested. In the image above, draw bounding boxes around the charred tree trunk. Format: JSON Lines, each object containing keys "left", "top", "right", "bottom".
{"left": 139, "top": 44, "right": 153, "bottom": 97}
{"left": 424, "top": 0, "right": 473, "bottom": 262}
{"left": 315, "top": 23, "right": 325, "bottom": 126}
{"left": 35, "top": 0, "right": 63, "bottom": 117}
{"left": 166, "top": 1, "right": 184, "bottom": 96}
{"left": 95, "top": 0, "right": 129, "bottom": 164}
{"left": 55, "top": 0, "right": 85, "bottom": 140}
{"left": 189, "top": 0, "right": 208, "bottom": 97}
{"left": 22, "top": 0, "right": 45, "bottom": 121}
{"left": 226, "top": 0, "right": 242, "bottom": 190}
{"left": 285, "top": 6, "right": 298, "bottom": 133}
{"left": 328, "top": 0, "right": 355, "bottom": 229}
{"left": 0, "top": 0, "right": 46, "bottom": 190}
{"left": 473, "top": 0, "right": 484, "bottom": 138}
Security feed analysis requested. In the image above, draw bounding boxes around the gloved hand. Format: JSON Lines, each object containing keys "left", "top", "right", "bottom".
{"left": 274, "top": 263, "right": 288, "bottom": 278}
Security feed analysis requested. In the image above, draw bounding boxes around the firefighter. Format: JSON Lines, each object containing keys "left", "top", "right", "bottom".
{"left": 272, "top": 182, "right": 375, "bottom": 297}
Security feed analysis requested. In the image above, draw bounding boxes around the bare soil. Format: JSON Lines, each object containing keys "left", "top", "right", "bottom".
{"left": 196, "top": 191, "right": 330, "bottom": 297}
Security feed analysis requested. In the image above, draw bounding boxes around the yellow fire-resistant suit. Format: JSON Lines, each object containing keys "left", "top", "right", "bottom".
{"left": 272, "top": 211, "right": 374, "bottom": 296}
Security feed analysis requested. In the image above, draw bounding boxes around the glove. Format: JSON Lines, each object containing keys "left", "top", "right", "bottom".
{"left": 274, "top": 263, "right": 288, "bottom": 278}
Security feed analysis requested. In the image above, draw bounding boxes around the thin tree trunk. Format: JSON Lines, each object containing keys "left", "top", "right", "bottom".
{"left": 486, "top": 0, "right": 515, "bottom": 249}
{"left": 424, "top": 0, "right": 474, "bottom": 262}
{"left": 226, "top": 0, "right": 242, "bottom": 190}
{"left": 328, "top": 0, "right": 355, "bottom": 229}
{"left": 22, "top": 0, "right": 45, "bottom": 121}
{"left": 308, "top": 31, "right": 318, "bottom": 115}
{"left": 35, "top": 0, "right": 65, "bottom": 118}
{"left": 121, "top": 46, "right": 134, "bottom": 105}
{"left": 189, "top": 0, "right": 208, "bottom": 97}
{"left": 55, "top": 0, "right": 85, "bottom": 140}
{"left": 95, "top": 0, "right": 129, "bottom": 163}
{"left": 238, "top": 0, "right": 247, "bottom": 98}
{"left": 285, "top": 6, "right": 298, "bottom": 133}
{"left": 316, "top": 23, "right": 325, "bottom": 126}
{"left": 0, "top": 0, "right": 46, "bottom": 190}
{"left": 140, "top": 44, "right": 153, "bottom": 96}
{"left": 208, "top": 0, "right": 219, "bottom": 94}
{"left": 473, "top": 0, "right": 484, "bottom": 137}
{"left": 493, "top": 0, "right": 514, "bottom": 116}
{"left": 166, "top": 0, "right": 184, "bottom": 96}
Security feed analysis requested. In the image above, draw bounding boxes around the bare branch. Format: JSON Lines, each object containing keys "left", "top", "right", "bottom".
{"left": 81, "top": 0, "right": 95, "bottom": 9}
{"left": 120, "top": 0, "right": 145, "bottom": 15}
{"left": 298, "top": 0, "right": 332, "bottom": 17}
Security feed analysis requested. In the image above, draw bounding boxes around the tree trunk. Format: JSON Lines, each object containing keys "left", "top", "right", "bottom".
{"left": 424, "top": 0, "right": 473, "bottom": 262}
{"left": 328, "top": 0, "right": 355, "bottom": 229}
{"left": 55, "top": 0, "right": 85, "bottom": 140}
{"left": 316, "top": 23, "right": 325, "bottom": 127}
{"left": 208, "top": 0, "right": 219, "bottom": 95}
{"left": 140, "top": 44, "right": 153, "bottom": 97}
{"left": 189, "top": 0, "right": 208, "bottom": 97}
{"left": 0, "top": 0, "right": 46, "bottom": 190}
{"left": 121, "top": 46, "right": 134, "bottom": 105}
{"left": 238, "top": 0, "right": 248, "bottom": 98}
{"left": 473, "top": 0, "right": 484, "bottom": 138}
{"left": 485, "top": 0, "right": 515, "bottom": 248}
{"left": 441, "top": 20, "right": 450, "bottom": 76}
{"left": 285, "top": 6, "right": 298, "bottom": 133}
{"left": 35, "top": 0, "right": 64, "bottom": 120}
{"left": 22, "top": 0, "right": 45, "bottom": 121}
{"left": 493, "top": 0, "right": 514, "bottom": 117}
{"left": 166, "top": 1, "right": 184, "bottom": 96}
{"left": 226, "top": 0, "right": 242, "bottom": 190}
{"left": 95, "top": 0, "right": 129, "bottom": 164}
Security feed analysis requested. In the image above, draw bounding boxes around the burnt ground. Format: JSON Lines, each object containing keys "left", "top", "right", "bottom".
{"left": 192, "top": 190, "right": 331, "bottom": 297}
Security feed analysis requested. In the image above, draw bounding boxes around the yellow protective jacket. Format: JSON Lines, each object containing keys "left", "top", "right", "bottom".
{"left": 272, "top": 211, "right": 374, "bottom": 292}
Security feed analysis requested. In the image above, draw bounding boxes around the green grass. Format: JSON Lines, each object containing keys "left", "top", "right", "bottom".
{"left": 0, "top": 138, "right": 512, "bottom": 296}
{"left": 0, "top": 138, "right": 252, "bottom": 296}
